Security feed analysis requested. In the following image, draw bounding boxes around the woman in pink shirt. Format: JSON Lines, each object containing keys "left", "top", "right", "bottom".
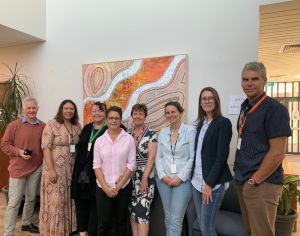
{"left": 93, "top": 106, "right": 136, "bottom": 236}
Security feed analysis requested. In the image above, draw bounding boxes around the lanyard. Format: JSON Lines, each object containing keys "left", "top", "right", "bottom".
{"left": 89, "top": 122, "right": 106, "bottom": 143}
{"left": 63, "top": 123, "right": 73, "bottom": 144}
{"left": 170, "top": 134, "right": 179, "bottom": 163}
{"left": 238, "top": 94, "right": 267, "bottom": 135}
{"left": 132, "top": 126, "right": 145, "bottom": 150}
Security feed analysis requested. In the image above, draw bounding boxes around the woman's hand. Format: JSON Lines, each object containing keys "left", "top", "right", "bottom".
{"left": 170, "top": 176, "right": 182, "bottom": 186}
{"left": 140, "top": 178, "right": 149, "bottom": 195}
{"left": 103, "top": 186, "right": 118, "bottom": 198}
{"left": 49, "top": 169, "right": 57, "bottom": 184}
{"left": 162, "top": 175, "right": 172, "bottom": 186}
{"left": 202, "top": 184, "right": 213, "bottom": 204}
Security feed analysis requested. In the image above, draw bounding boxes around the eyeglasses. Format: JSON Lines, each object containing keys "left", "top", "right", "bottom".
{"left": 107, "top": 117, "right": 121, "bottom": 122}
{"left": 201, "top": 97, "right": 215, "bottom": 103}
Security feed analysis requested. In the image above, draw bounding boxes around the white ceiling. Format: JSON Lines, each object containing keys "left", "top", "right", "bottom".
{"left": 259, "top": 0, "right": 300, "bottom": 81}
{"left": 0, "top": 1, "right": 299, "bottom": 81}
{"left": 0, "top": 24, "right": 44, "bottom": 48}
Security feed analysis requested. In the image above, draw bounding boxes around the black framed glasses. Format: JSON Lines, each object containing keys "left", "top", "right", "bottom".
{"left": 107, "top": 117, "right": 121, "bottom": 122}
{"left": 201, "top": 97, "right": 215, "bottom": 103}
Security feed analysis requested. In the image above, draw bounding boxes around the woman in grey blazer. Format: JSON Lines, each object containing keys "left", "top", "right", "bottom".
{"left": 191, "top": 87, "right": 233, "bottom": 236}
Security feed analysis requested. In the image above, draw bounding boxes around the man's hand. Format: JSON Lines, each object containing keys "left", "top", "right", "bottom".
{"left": 19, "top": 150, "right": 32, "bottom": 160}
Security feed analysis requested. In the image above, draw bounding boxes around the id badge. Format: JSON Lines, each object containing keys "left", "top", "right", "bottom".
{"left": 171, "top": 164, "right": 177, "bottom": 174}
{"left": 237, "top": 137, "right": 242, "bottom": 150}
{"left": 70, "top": 144, "right": 75, "bottom": 153}
{"left": 87, "top": 142, "right": 92, "bottom": 152}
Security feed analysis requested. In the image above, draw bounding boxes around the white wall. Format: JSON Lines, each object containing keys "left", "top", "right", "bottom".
{"left": 0, "top": 0, "right": 46, "bottom": 39}
{"left": 0, "top": 0, "right": 289, "bottom": 166}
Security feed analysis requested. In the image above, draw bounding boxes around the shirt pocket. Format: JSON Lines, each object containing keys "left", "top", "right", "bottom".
{"left": 177, "top": 139, "right": 190, "bottom": 155}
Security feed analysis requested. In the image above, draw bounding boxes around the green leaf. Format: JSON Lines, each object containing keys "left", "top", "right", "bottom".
{"left": 278, "top": 174, "right": 300, "bottom": 216}
{"left": 0, "top": 62, "right": 31, "bottom": 133}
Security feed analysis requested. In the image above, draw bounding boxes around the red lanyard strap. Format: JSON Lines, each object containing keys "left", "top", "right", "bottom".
{"left": 133, "top": 126, "right": 145, "bottom": 150}
{"left": 238, "top": 94, "right": 267, "bottom": 135}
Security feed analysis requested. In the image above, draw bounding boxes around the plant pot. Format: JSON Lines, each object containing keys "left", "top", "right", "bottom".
{"left": 1, "top": 185, "right": 9, "bottom": 205}
{"left": 275, "top": 209, "right": 298, "bottom": 236}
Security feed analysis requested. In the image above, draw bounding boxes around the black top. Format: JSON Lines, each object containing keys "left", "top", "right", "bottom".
{"left": 71, "top": 122, "right": 126, "bottom": 200}
{"left": 234, "top": 92, "right": 292, "bottom": 186}
{"left": 192, "top": 115, "right": 233, "bottom": 188}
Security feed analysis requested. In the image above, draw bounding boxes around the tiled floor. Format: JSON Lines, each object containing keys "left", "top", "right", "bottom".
{"left": 0, "top": 155, "right": 300, "bottom": 235}
{"left": 0, "top": 192, "right": 40, "bottom": 236}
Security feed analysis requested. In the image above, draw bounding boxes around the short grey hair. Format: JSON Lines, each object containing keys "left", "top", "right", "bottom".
{"left": 22, "top": 96, "right": 38, "bottom": 108}
{"left": 242, "top": 62, "right": 267, "bottom": 80}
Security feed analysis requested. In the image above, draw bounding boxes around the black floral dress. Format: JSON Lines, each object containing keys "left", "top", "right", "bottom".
{"left": 128, "top": 127, "right": 157, "bottom": 224}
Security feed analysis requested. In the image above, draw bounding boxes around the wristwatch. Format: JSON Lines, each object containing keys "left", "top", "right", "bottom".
{"left": 248, "top": 178, "right": 260, "bottom": 187}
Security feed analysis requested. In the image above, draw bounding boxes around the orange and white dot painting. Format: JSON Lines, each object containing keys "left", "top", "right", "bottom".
{"left": 83, "top": 54, "right": 187, "bottom": 133}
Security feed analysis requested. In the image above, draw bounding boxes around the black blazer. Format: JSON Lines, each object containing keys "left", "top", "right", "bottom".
{"left": 193, "top": 115, "right": 233, "bottom": 188}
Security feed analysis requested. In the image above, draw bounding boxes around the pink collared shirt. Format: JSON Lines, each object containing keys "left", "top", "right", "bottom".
{"left": 93, "top": 129, "right": 136, "bottom": 189}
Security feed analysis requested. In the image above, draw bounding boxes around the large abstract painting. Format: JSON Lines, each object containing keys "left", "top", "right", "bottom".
{"left": 83, "top": 54, "right": 187, "bottom": 132}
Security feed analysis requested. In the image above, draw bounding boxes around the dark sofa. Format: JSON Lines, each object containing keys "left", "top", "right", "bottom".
{"left": 186, "top": 179, "right": 247, "bottom": 236}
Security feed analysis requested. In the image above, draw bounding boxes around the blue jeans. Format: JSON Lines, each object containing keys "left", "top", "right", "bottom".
{"left": 156, "top": 178, "right": 192, "bottom": 236}
{"left": 192, "top": 185, "right": 225, "bottom": 236}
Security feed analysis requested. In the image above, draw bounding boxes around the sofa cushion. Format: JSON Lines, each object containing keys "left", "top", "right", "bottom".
{"left": 219, "top": 180, "right": 241, "bottom": 214}
{"left": 192, "top": 218, "right": 200, "bottom": 232}
{"left": 191, "top": 211, "right": 246, "bottom": 236}
{"left": 216, "top": 210, "right": 247, "bottom": 236}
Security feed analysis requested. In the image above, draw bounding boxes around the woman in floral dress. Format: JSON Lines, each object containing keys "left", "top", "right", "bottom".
{"left": 39, "top": 100, "right": 81, "bottom": 236}
{"left": 128, "top": 104, "right": 157, "bottom": 236}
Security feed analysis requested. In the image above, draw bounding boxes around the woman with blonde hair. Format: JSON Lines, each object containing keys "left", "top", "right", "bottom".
{"left": 71, "top": 102, "right": 108, "bottom": 236}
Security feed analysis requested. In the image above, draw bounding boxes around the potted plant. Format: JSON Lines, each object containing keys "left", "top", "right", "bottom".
{"left": 275, "top": 175, "right": 300, "bottom": 236}
{"left": 0, "top": 62, "right": 31, "bottom": 193}
{"left": 0, "top": 62, "right": 31, "bottom": 133}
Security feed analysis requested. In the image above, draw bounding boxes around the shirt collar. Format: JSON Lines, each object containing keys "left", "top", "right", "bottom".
{"left": 241, "top": 92, "right": 266, "bottom": 109}
{"left": 103, "top": 128, "right": 127, "bottom": 138}
{"left": 203, "top": 117, "right": 213, "bottom": 126}
{"left": 167, "top": 122, "right": 184, "bottom": 135}
{"left": 22, "top": 116, "right": 40, "bottom": 125}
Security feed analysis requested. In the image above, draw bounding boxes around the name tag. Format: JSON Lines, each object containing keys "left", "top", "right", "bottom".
{"left": 87, "top": 142, "right": 92, "bottom": 152}
{"left": 237, "top": 137, "right": 242, "bottom": 150}
{"left": 70, "top": 144, "right": 75, "bottom": 153}
{"left": 171, "top": 164, "right": 177, "bottom": 174}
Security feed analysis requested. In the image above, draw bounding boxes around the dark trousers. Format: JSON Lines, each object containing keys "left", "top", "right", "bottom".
{"left": 96, "top": 183, "right": 132, "bottom": 236}
{"left": 75, "top": 197, "right": 98, "bottom": 236}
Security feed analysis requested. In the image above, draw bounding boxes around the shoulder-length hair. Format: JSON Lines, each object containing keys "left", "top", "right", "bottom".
{"left": 195, "top": 87, "right": 222, "bottom": 127}
{"left": 55, "top": 99, "right": 79, "bottom": 125}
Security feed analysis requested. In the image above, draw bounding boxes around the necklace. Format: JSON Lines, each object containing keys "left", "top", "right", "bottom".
{"left": 171, "top": 128, "right": 179, "bottom": 135}
{"left": 133, "top": 126, "right": 145, "bottom": 141}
